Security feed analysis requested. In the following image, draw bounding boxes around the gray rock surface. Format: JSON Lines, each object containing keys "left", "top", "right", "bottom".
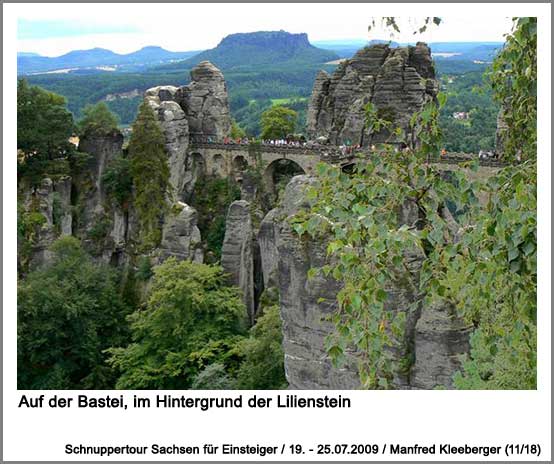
{"left": 270, "top": 175, "right": 470, "bottom": 390}
{"left": 178, "top": 61, "right": 231, "bottom": 140}
{"left": 158, "top": 202, "right": 203, "bottom": 264}
{"left": 221, "top": 200, "right": 256, "bottom": 323}
{"left": 28, "top": 178, "right": 56, "bottom": 268}
{"left": 144, "top": 61, "right": 231, "bottom": 199}
{"left": 410, "top": 304, "right": 471, "bottom": 389}
{"left": 78, "top": 130, "right": 124, "bottom": 212}
{"left": 258, "top": 209, "right": 280, "bottom": 289}
{"left": 307, "top": 43, "right": 438, "bottom": 146}
{"left": 76, "top": 130, "right": 124, "bottom": 234}
{"left": 145, "top": 90, "right": 190, "bottom": 198}
{"left": 271, "top": 175, "right": 360, "bottom": 389}
{"left": 53, "top": 177, "right": 73, "bottom": 236}
{"left": 76, "top": 130, "right": 127, "bottom": 261}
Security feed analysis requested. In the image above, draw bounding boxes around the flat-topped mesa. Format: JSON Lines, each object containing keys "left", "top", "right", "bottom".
{"left": 307, "top": 42, "right": 438, "bottom": 147}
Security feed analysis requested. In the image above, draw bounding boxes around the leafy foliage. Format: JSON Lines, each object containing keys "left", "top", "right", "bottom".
{"left": 128, "top": 101, "right": 171, "bottom": 250}
{"left": 17, "top": 197, "right": 47, "bottom": 275}
{"left": 230, "top": 119, "right": 247, "bottom": 139}
{"left": 489, "top": 17, "right": 537, "bottom": 162}
{"left": 101, "top": 155, "right": 133, "bottom": 209}
{"left": 296, "top": 17, "right": 536, "bottom": 390}
{"left": 107, "top": 258, "right": 246, "bottom": 389}
{"left": 368, "top": 17, "right": 441, "bottom": 36}
{"left": 77, "top": 101, "right": 119, "bottom": 136}
{"left": 260, "top": 106, "right": 298, "bottom": 139}
{"left": 190, "top": 175, "right": 241, "bottom": 261}
{"left": 136, "top": 256, "right": 154, "bottom": 281}
{"left": 17, "top": 79, "right": 76, "bottom": 183}
{"left": 234, "top": 299, "right": 287, "bottom": 389}
{"left": 18, "top": 237, "right": 131, "bottom": 389}
{"left": 191, "top": 363, "right": 234, "bottom": 390}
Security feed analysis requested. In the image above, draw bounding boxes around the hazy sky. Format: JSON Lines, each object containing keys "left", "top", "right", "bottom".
{"left": 16, "top": 4, "right": 514, "bottom": 57}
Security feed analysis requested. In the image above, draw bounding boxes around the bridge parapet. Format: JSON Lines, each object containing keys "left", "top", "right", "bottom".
{"left": 189, "top": 143, "right": 506, "bottom": 168}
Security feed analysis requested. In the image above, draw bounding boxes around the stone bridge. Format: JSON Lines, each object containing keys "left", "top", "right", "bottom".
{"left": 188, "top": 142, "right": 505, "bottom": 190}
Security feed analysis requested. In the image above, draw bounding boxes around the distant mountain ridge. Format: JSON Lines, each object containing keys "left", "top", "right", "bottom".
{"left": 313, "top": 39, "right": 503, "bottom": 61}
{"left": 17, "top": 46, "right": 201, "bottom": 75}
{"left": 159, "top": 31, "right": 339, "bottom": 71}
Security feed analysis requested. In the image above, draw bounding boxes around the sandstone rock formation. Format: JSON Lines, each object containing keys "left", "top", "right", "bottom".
{"left": 53, "top": 177, "right": 73, "bottom": 236}
{"left": 76, "top": 130, "right": 126, "bottom": 261}
{"left": 158, "top": 202, "right": 203, "bottom": 263}
{"left": 179, "top": 61, "right": 231, "bottom": 140}
{"left": 145, "top": 89, "right": 190, "bottom": 197}
{"left": 264, "top": 175, "right": 470, "bottom": 390}
{"left": 26, "top": 178, "right": 56, "bottom": 268}
{"left": 410, "top": 304, "right": 471, "bottom": 389}
{"left": 77, "top": 129, "right": 124, "bottom": 214}
{"left": 263, "top": 176, "right": 360, "bottom": 389}
{"left": 307, "top": 43, "right": 438, "bottom": 146}
{"left": 144, "top": 61, "right": 231, "bottom": 200}
{"left": 221, "top": 200, "right": 256, "bottom": 323}
{"left": 257, "top": 209, "right": 280, "bottom": 289}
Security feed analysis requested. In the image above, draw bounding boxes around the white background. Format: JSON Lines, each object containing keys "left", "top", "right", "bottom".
{"left": 3, "top": 3, "right": 551, "bottom": 461}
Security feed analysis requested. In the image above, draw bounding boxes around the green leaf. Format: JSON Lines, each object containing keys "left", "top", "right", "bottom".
{"left": 376, "top": 289, "right": 387, "bottom": 303}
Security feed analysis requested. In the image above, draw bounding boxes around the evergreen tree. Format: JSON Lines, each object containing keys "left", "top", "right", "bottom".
{"left": 18, "top": 237, "right": 131, "bottom": 389}
{"left": 128, "top": 101, "right": 170, "bottom": 250}
{"left": 17, "top": 79, "right": 76, "bottom": 183}
{"left": 78, "top": 101, "right": 119, "bottom": 136}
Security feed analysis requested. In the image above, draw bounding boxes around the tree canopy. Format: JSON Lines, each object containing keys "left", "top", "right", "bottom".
{"left": 17, "top": 237, "right": 132, "bottom": 389}
{"left": 260, "top": 105, "right": 297, "bottom": 139}
{"left": 17, "top": 79, "right": 76, "bottom": 183}
{"left": 78, "top": 101, "right": 119, "bottom": 136}
{"left": 107, "top": 258, "right": 247, "bottom": 389}
{"left": 128, "top": 101, "right": 171, "bottom": 250}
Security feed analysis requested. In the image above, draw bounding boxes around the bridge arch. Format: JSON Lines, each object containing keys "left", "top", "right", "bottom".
{"left": 263, "top": 158, "right": 306, "bottom": 197}
{"left": 232, "top": 155, "right": 249, "bottom": 174}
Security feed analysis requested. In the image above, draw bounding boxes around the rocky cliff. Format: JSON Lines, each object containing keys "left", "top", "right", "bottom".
{"left": 307, "top": 43, "right": 438, "bottom": 146}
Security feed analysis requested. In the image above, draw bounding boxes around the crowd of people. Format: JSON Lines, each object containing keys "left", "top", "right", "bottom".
{"left": 192, "top": 135, "right": 498, "bottom": 161}
{"left": 220, "top": 136, "right": 309, "bottom": 147}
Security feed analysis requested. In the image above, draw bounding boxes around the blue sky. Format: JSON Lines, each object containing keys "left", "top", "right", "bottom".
{"left": 17, "top": 19, "right": 140, "bottom": 40}
{"left": 16, "top": 5, "right": 514, "bottom": 57}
